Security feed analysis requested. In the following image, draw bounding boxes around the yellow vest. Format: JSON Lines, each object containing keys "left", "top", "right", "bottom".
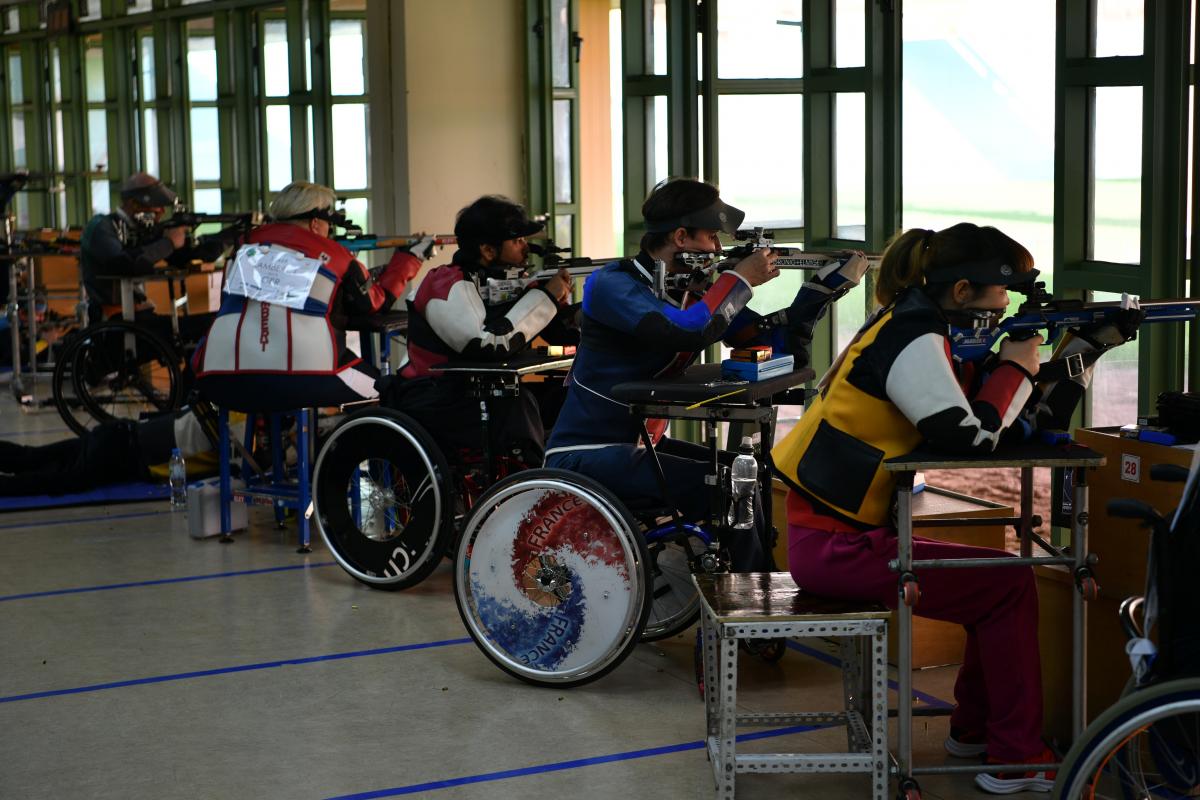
{"left": 772, "top": 305, "right": 924, "bottom": 527}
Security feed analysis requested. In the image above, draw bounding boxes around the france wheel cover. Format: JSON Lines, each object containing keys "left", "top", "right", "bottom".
{"left": 458, "top": 478, "right": 645, "bottom": 683}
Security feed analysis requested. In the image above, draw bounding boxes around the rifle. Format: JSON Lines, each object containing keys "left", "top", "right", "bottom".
{"left": 948, "top": 280, "right": 1199, "bottom": 374}
{"left": 480, "top": 242, "right": 617, "bottom": 303}
{"left": 675, "top": 226, "right": 881, "bottom": 280}
{"left": 159, "top": 209, "right": 258, "bottom": 255}
{"left": 334, "top": 233, "right": 458, "bottom": 254}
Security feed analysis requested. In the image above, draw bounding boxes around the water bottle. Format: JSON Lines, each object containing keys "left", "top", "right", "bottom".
{"left": 728, "top": 436, "right": 757, "bottom": 530}
{"left": 169, "top": 448, "right": 187, "bottom": 510}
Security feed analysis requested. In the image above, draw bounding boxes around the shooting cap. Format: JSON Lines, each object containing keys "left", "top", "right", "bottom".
{"left": 454, "top": 195, "right": 544, "bottom": 245}
{"left": 925, "top": 257, "right": 1040, "bottom": 287}
{"left": 120, "top": 172, "right": 177, "bottom": 207}
{"left": 643, "top": 197, "right": 746, "bottom": 236}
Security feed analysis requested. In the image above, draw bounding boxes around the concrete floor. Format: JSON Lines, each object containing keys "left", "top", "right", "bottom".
{"left": 0, "top": 382, "right": 1050, "bottom": 800}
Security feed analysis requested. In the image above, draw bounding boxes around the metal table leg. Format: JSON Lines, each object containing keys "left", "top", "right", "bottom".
{"left": 895, "top": 472, "right": 916, "bottom": 783}
{"left": 1071, "top": 466, "right": 1090, "bottom": 741}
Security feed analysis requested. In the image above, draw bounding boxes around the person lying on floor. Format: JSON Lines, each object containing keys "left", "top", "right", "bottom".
{"left": 0, "top": 404, "right": 242, "bottom": 497}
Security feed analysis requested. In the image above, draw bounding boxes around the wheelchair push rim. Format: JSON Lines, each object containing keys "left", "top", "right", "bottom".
{"left": 454, "top": 469, "right": 650, "bottom": 687}
{"left": 313, "top": 409, "right": 453, "bottom": 590}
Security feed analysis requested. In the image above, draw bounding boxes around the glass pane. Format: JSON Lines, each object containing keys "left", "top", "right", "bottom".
{"left": 85, "top": 37, "right": 104, "bottom": 103}
{"left": 1089, "top": 291, "right": 1139, "bottom": 427}
{"left": 87, "top": 108, "right": 108, "bottom": 171}
{"left": 11, "top": 111, "right": 25, "bottom": 168}
{"left": 80, "top": 0, "right": 101, "bottom": 21}
{"left": 341, "top": 196, "right": 368, "bottom": 233}
{"left": 7, "top": 49, "right": 22, "bottom": 104}
{"left": 331, "top": 103, "right": 368, "bottom": 189}
{"left": 555, "top": 214, "right": 573, "bottom": 249}
{"left": 835, "top": 0, "right": 865, "bottom": 68}
{"left": 187, "top": 22, "right": 218, "bottom": 102}
{"left": 54, "top": 110, "right": 65, "bottom": 171}
{"left": 717, "top": 0, "right": 803, "bottom": 79}
{"left": 51, "top": 44, "right": 61, "bottom": 103}
{"left": 56, "top": 187, "right": 67, "bottom": 228}
{"left": 143, "top": 109, "right": 159, "bottom": 176}
{"left": 193, "top": 188, "right": 222, "bottom": 214}
{"left": 652, "top": 0, "right": 666, "bottom": 74}
{"left": 13, "top": 192, "right": 28, "bottom": 228}
{"left": 718, "top": 94, "right": 803, "bottom": 226}
{"left": 553, "top": 99, "right": 573, "bottom": 204}
{"left": 263, "top": 19, "right": 289, "bottom": 97}
{"left": 127, "top": 0, "right": 153, "bottom": 13}
{"left": 835, "top": 93, "right": 866, "bottom": 238}
{"left": 139, "top": 33, "right": 155, "bottom": 102}
{"left": 1090, "top": 86, "right": 1141, "bottom": 264}
{"left": 329, "top": 19, "right": 365, "bottom": 95}
{"left": 307, "top": 105, "right": 315, "bottom": 180}
{"left": 1094, "top": 0, "right": 1142, "bottom": 57}
{"left": 652, "top": 95, "right": 668, "bottom": 185}
{"left": 551, "top": 0, "right": 571, "bottom": 88}
{"left": 91, "top": 179, "right": 111, "bottom": 215}
{"left": 265, "top": 105, "right": 293, "bottom": 191}
{"left": 902, "top": 1, "right": 1055, "bottom": 290}
{"left": 190, "top": 107, "right": 220, "bottom": 181}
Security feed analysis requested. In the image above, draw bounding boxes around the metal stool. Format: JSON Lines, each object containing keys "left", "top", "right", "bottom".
{"left": 217, "top": 407, "right": 313, "bottom": 552}
{"left": 696, "top": 571, "right": 889, "bottom": 800}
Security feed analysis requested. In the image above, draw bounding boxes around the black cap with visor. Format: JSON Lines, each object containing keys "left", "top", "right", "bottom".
{"left": 925, "top": 257, "right": 1040, "bottom": 287}
{"left": 643, "top": 198, "right": 746, "bottom": 237}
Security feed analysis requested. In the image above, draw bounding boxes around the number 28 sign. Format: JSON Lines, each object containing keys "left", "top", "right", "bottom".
{"left": 1120, "top": 453, "right": 1142, "bottom": 483}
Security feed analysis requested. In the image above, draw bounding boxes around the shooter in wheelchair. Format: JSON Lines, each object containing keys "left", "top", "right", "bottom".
{"left": 53, "top": 172, "right": 250, "bottom": 434}
{"left": 312, "top": 195, "right": 580, "bottom": 589}
{"left": 450, "top": 178, "right": 871, "bottom": 686}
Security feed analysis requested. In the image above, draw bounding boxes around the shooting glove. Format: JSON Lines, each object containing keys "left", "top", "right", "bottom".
{"left": 376, "top": 249, "right": 423, "bottom": 299}
{"left": 403, "top": 235, "right": 437, "bottom": 261}
{"left": 779, "top": 252, "right": 871, "bottom": 366}
{"left": 1072, "top": 307, "right": 1145, "bottom": 349}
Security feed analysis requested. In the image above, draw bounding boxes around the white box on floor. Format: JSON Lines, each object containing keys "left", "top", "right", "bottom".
{"left": 187, "top": 478, "right": 248, "bottom": 539}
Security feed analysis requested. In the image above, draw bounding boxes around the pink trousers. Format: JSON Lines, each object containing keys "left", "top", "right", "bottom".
{"left": 788, "top": 523, "right": 1044, "bottom": 762}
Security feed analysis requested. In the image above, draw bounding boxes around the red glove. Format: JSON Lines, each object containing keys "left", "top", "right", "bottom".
{"left": 376, "top": 250, "right": 421, "bottom": 298}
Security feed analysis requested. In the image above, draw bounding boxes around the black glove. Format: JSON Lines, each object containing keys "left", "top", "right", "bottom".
{"left": 1074, "top": 307, "right": 1145, "bottom": 349}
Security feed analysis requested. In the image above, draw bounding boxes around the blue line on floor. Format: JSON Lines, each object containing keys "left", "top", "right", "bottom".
{"left": 0, "top": 509, "right": 169, "bottom": 531}
{"left": 324, "top": 724, "right": 827, "bottom": 799}
{"left": 0, "top": 638, "right": 472, "bottom": 704}
{"left": 786, "top": 639, "right": 954, "bottom": 709}
{"left": 0, "top": 561, "right": 338, "bottom": 602}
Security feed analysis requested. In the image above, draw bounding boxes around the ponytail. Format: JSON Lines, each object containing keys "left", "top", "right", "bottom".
{"left": 875, "top": 228, "right": 934, "bottom": 306}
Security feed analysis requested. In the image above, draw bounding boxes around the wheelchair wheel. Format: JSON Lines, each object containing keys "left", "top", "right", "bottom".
{"left": 66, "top": 321, "right": 180, "bottom": 431}
{"left": 1053, "top": 677, "right": 1200, "bottom": 798}
{"left": 640, "top": 524, "right": 708, "bottom": 642}
{"left": 313, "top": 408, "right": 455, "bottom": 590}
{"left": 454, "top": 468, "right": 651, "bottom": 688}
{"left": 50, "top": 332, "right": 96, "bottom": 436}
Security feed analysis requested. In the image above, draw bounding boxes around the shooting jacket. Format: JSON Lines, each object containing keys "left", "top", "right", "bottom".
{"left": 195, "top": 223, "right": 417, "bottom": 378}
{"left": 400, "top": 253, "right": 569, "bottom": 379}
{"left": 772, "top": 287, "right": 1034, "bottom": 529}
{"left": 80, "top": 210, "right": 177, "bottom": 310}
{"left": 545, "top": 252, "right": 759, "bottom": 455}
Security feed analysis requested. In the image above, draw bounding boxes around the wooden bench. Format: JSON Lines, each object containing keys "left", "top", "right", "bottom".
{"left": 696, "top": 571, "right": 890, "bottom": 800}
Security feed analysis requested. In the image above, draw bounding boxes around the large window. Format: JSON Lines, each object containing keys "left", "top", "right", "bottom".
{"left": 0, "top": 0, "right": 373, "bottom": 231}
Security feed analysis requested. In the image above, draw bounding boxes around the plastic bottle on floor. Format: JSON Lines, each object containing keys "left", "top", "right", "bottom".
{"left": 728, "top": 436, "right": 757, "bottom": 529}
{"left": 169, "top": 448, "right": 187, "bottom": 510}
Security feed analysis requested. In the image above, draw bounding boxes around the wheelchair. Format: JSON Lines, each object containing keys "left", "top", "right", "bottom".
{"left": 1053, "top": 457, "right": 1200, "bottom": 799}
{"left": 50, "top": 274, "right": 205, "bottom": 436}
{"left": 451, "top": 467, "right": 739, "bottom": 687}
{"left": 312, "top": 410, "right": 712, "bottom": 647}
